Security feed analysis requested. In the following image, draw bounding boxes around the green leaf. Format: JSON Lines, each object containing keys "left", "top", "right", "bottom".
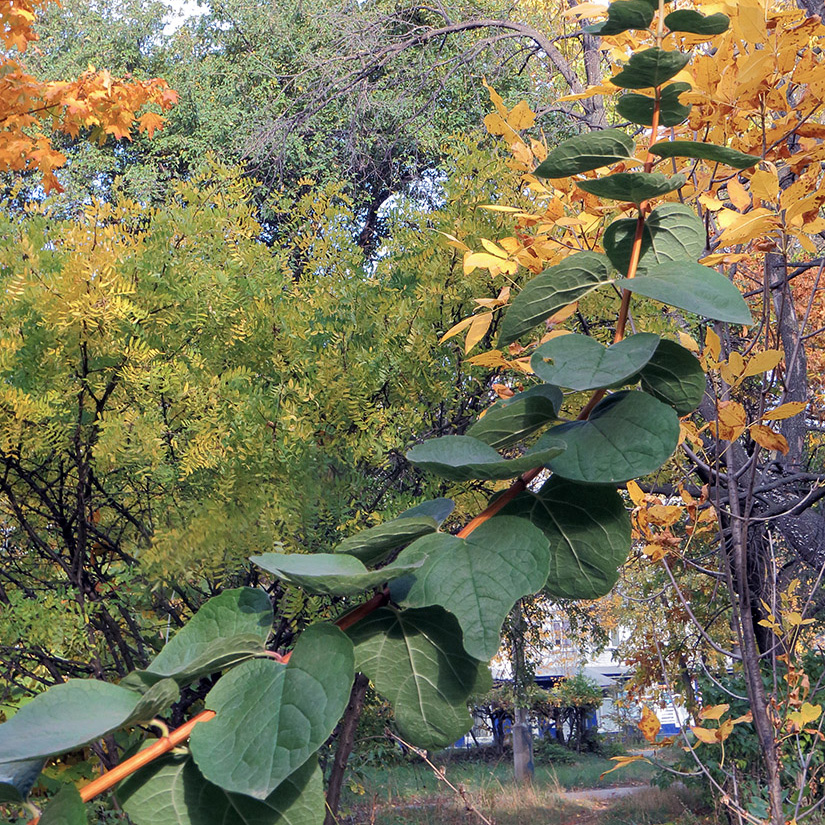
{"left": 128, "top": 678, "right": 180, "bottom": 723}
{"left": 118, "top": 755, "right": 323, "bottom": 825}
{"left": 0, "top": 680, "right": 143, "bottom": 763}
{"left": 124, "top": 589, "right": 272, "bottom": 691}
{"left": 610, "top": 48, "right": 691, "bottom": 89}
{"left": 406, "top": 434, "right": 565, "bottom": 482}
{"left": 617, "top": 83, "right": 691, "bottom": 127}
{"left": 585, "top": 0, "right": 654, "bottom": 35}
{"left": 498, "top": 252, "right": 613, "bottom": 345}
{"left": 576, "top": 172, "right": 685, "bottom": 203}
{"left": 639, "top": 338, "right": 706, "bottom": 415}
{"left": 665, "top": 10, "right": 729, "bottom": 34}
{"left": 467, "top": 385, "right": 562, "bottom": 449}
{"left": 649, "top": 140, "right": 757, "bottom": 169}
{"left": 542, "top": 391, "right": 680, "bottom": 484}
{"left": 250, "top": 552, "right": 424, "bottom": 596}
{"left": 348, "top": 607, "right": 491, "bottom": 749}
{"left": 531, "top": 333, "right": 659, "bottom": 391}
{"left": 189, "top": 623, "right": 353, "bottom": 800}
{"left": 397, "top": 498, "right": 455, "bottom": 525}
{"left": 0, "top": 758, "right": 44, "bottom": 803}
{"left": 334, "top": 515, "right": 439, "bottom": 565}
{"left": 533, "top": 130, "right": 635, "bottom": 178}
{"left": 500, "top": 478, "right": 631, "bottom": 600}
{"left": 390, "top": 517, "right": 550, "bottom": 660}
{"left": 40, "top": 783, "right": 87, "bottom": 825}
{"left": 617, "top": 262, "right": 753, "bottom": 325}
{"left": 604, "top": 203, "right": 705, "bottom": 277}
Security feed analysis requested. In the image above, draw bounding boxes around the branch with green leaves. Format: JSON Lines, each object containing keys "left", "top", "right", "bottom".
{"left": 0, "top": 2, "right": 761, "bottom": 823}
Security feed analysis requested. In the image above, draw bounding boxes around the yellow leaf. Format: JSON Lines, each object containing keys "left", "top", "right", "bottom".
{"left": 480, "top": 238, "right": 509, "bottom": 259}
{"left": 726, "top": 179, "right": 751, "bottom": 211}
{"left": 691, "top": 725, "right": 721, "bottom": 744}
{"left": 783, "top": 611, "right": 815, "bottom": 628}
{"left": 483, "top": 112, "right": 510, "bottom": 137}
{"left": 510, "top": 141, "right": 533, "bottom": 165}
{"left": 482, "top": 77, "right": 508, "bottom": 118}
{"left": 547, "top": 302, "right": 578, "bottom": 324}
{"left": 728, "top": 351, "right": 745, "bottom": 378}
{"left": 638, "top": 705, "right": 661, "bottom": 743}
{"left": 463, "top": 252, "right": 518, "bottom": 276}
{"left": 478, "top": 204, "right": 522, "bottom": 213}
{"left": 750, "top": 170, "right": 779, "bottom": 202}
{"left": 599, "top": 755, "right": 646, "bottom": 779}
{"left": 642, "top": 543, "right": 667, "bottom": 562}
{"left": 437, "top": 231, "right": 470, "bottom": 252}
{"left": 743, "top": 350, "right": 783, "bottom": 377}
{"left": 750, "top": 425, "right": 790, "bottom": 455}
{"left": 704, "top": 328, "right": 721, "bottom": 362}
{"left": 678, "top": 333, "right": 700, "bottom": 353}
{"left": 467, "top": 350, "right": 512, "bottom": 369}
{"left": 762, "top": 401, "right": 806, "bottom": 421}
{"left": 557, "top": 83, "right": 618, "bottom": 102}
{"left": 440, "top": 316, "right": 475, "bottom": 343}
{"left": 700, "top": 704, "right": 730, "bottom": 721}
{"left": 563, "top": 3, "right": 608, "bottom": 18}
{"left": 717, "top": 209, "right": 779, "bottom": 247}
{"left": 788, "top": 702, "right": 822, "bottom": 727}
{"left": 732, "top": 711, "right": 753, "bottom": 725}
{"left": 735, "top": 0, "right": 767, "bottom": 44}
{"left": 699, "top": 193, "right": 725, "bottom": 211}
{"left": 507, "top": 100, "right": 535, "bottom": 131}
{"left": 626, "top": 479, "right": 645, "bottom": 507}
{"left": 647, "top": 504, "right": 683, "bottom": 527}
{"left": 465, "top": 313, "right": 493, "bottom": 353}
{"left": 714, "top": 400, "right": 747, "bottom": 442}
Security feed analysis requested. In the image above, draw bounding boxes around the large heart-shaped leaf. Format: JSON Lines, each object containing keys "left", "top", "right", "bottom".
{"left": 576, "top": 172, "right": 685, "bottom": 203}
{"left": 650, "top": 140, "right": 756, "bottom": 170}
{"left": 397, "top": 498, "right": 455, "bottom": 525}
{"left": 541, "top": 391, "right": 680, "bottom": 484}
{"left": 617, "top": 262, "right": 753, "bottom": 325}
{"left": 0, "top": 680, "right": 144, "bottom": 764}
{"left": 500, "top": 478, "right": 631, "bottom": 600}
{"left": 533, "top": 130, "right": 635, "bottom": 179}
{"left": 333, "top": 515, "right": 439, "bottom": 565}
{"left": 0, "top": 758, "right": 44, "bottom": 803}
{"left": 610, "top": 47, "right": 691, "bottom": 89}
{"left": 617, "top": 83, "right": 691, "bottom": 127}
{"left": 250, "top": 552, "right": 424, "bottom": 596}
{"left": 118, "top": 754, "right": 323, "bottom": 825}
{"left": 604, "top": 203, "right": 705, "bottom": 277}
{"left": 665, "top": 9, "right": 729, "bottom": 34}
{"left": 639, "top": 338, "right": 706, "bottom": 415}
{"left": 531, "top": 333, "right": 659, "bottom": 391}
{"left": 189, "top": 623, "right": 353, "bottom": 800}
{"left": 123, "top": 589, "right": 272, "bottom": 691}
{"left": 585, "top": 0, "right": 654, "bottom": 35}
{"left": 347, "top": 607, "right": 491, "bottom": 749}
{"left": 467, "top": 385, "right": 562, "bottom": 449}
{"left": 39, "top": 783, "right": 87, "bottom": 825}
{"left": 406, "top": 434, "right": 565, "bottom": 482}
{"left": 499, "top": 252, "right": 613, "bottom": 345}
{"left": 390, "top": 517, "right": 550, "bottom": 660}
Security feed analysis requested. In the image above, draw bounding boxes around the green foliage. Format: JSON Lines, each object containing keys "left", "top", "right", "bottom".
{"left": 466, "top": 386, "right": 562, "bottom": 449}
{"left": 576, "top": 172, "right": 685, "bottom": 203}
{"left": 39, "top": 783, "right": 87, "bottom": 825}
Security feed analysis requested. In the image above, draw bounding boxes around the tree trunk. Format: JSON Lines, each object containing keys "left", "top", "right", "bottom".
{"left": 513, "top": 706, "right": 534, "bottom": 784}
{"left": 324, "top": 672, "right": 369, "bottom": 825}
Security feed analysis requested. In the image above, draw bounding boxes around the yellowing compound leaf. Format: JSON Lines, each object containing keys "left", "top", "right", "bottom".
{"left": 639, "top": 705, "right": 661, "bottom": 743}
{"left": 750, "top": 425, "right": 789, "bottom": 455}
{"left": 467, "top": 350, "right": 512, "bottom": 369}
{"left": 704, "top": 328, "right": 721, "bottom": 362}
{"left": 750, "top": 170, "right": 779, "bottom": 202}
{"left": 717, "top": 209, "right": 779, "bottom": 247}
{"left": 483, "top": 112, "right": 510, "bottom": 136}
{"left": 465, "top": 313, "right": 493, "bottom": 353}
{"left": 463, "top": 252, "right": 518, "bottom": 276}
{"left": 482, "top": 77, "right": 508, "bottom": 118}
{"left": 679, "top": 333, "right": 700, "bottom": 353}
{"left": 440, "top": 316, "right": 475, "bottom": 343}
{"left": 480, "top": 239, "right": 510, "bottom": 259}
{"left": 557, "top": 84, "right": 617, "bottom": 102}
{"left": 762, "top": 402, "right": 806, "bottom": 421}
{"left": 726, "top": 179, "right": 751, "bottom": 210}
{"left": 743, "top": 350, "right": 783, "bottom": 377}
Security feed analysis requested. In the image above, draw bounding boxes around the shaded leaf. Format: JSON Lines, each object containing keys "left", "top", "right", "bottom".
{"left": 498, "top": 252, "right": 613, "bottom": 345}
{"left": 467, "top": 385, "right": 562, "bottom": 449}
{"left": 118, "top": 754, "right": 323, "bottom": 825}
{"left": 531, "top": 332, "right": 659, "bottom": 391}
{"left": 617, "top": 263, "right": 753, "bottom": 325}
{"left": 576, "top": 172, "right": 685, "bottom": 203}
{"left": 406, "top": 434, "right": 566, "bottom": 482}
{"left": 348, "top": 607, "right": 490, "bottom": 749}
{"left": 604, "top": 204, "right": 705, "bottom": 277}
{"left": 397, "top": 499, "right": 455, "bottom": 525}
{"left": 390, "top": 517, "right": 550, "bottom": 660}
{"left": 533, "top": 130, "right": 635, "bottom": 178}
{"left": 189, "top": 624, "right": 354, "bottom": 800}
{"left": 541, "top": 391, "right": 680, "bottom": 484}
{"left": 500, "top": 478, "right": 631, "bottom": 600}
{"left": 665, "top": 10, "right": 729, "bottom": 34}
{"left": 750, "top": 425, "right": 789, "bottom": 455}
{"left": 334, "top": 516, "right": 439, "bottom": 565}
{"left": 639, "top": 338, "right": 706, "bottom": 415}
{"left": 129, "top": 678, "right": 180, "bottom": 723}
{"left": 610, "top": 48, "right": 691, "bottom": 89}
{"left": 616, "top": 83, "right": 691, "bottom": 127}
{"left": 585, "top": 0, "right": 654, "bottom": 35}
{"left": 250, "top": 552, "right": 425, "bottom": 596}
{"left": 0, "top": 758, "right": 44, "bottom": 803}
{"left": 40, "top": 783, "right": 87, "bottom": 825}
{"left": 650, "top": 140, "right": 757, "bottom": 170}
